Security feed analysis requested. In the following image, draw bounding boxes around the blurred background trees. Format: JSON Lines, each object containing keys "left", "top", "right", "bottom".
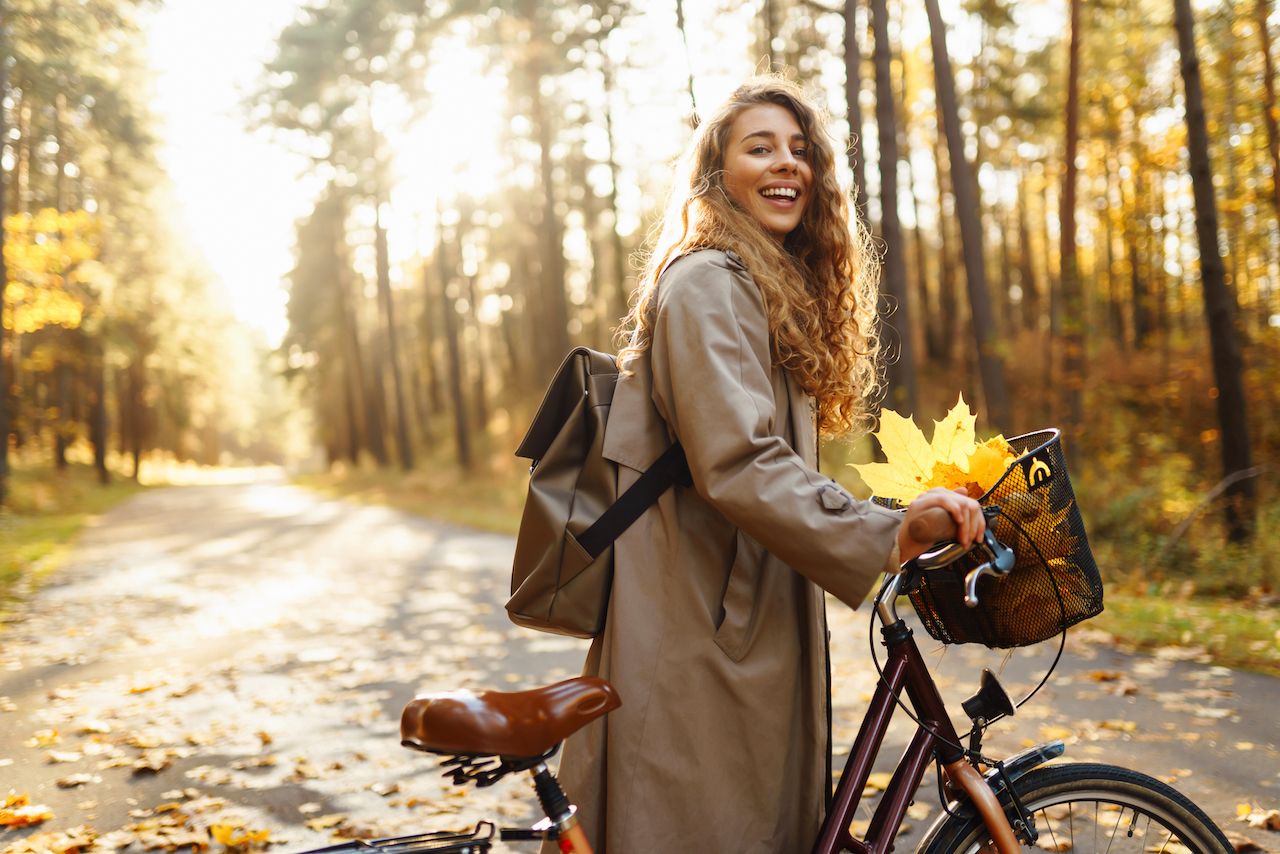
{"left": 2, "top": 0, "right": 1276, "bottom": 577}
{"left": 1, "top": 0, "right": 285, "bottom": 502}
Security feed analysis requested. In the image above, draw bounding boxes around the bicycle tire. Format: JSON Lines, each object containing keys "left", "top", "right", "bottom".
{"left": 918, "top": 763, "right": 1232, "bottom": 854}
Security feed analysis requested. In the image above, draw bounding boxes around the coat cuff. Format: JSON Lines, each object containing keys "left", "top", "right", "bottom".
{"left": 881, "top": 540, "right": 902, "bottom": 574}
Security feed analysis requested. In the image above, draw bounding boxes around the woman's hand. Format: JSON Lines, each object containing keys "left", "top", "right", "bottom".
{"left": 898, "top": 487, "right": 985, "bottom": 563}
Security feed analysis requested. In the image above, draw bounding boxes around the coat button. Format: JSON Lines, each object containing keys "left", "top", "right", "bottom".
{"left": 817, "top": 483, "right": 853, "bottom": 513}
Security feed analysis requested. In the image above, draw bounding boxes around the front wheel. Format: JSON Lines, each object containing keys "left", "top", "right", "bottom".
{"left": 920, "top": 763, "right": 1231, "bottom": 854}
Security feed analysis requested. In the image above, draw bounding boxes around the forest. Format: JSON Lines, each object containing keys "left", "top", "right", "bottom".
{"left": 2, "top": 0, "right": 1277, "bottom": 601}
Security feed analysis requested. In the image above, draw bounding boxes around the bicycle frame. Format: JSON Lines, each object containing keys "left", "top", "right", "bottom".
{"left": 812, "top": 573, "right": 1020, "bottom": 854}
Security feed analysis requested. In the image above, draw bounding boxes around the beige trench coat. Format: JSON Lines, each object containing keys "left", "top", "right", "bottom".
{"left": 550, "top": 249, "right": 903, "bottom": 854}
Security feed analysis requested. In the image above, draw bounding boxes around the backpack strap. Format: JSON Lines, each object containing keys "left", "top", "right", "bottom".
{"left": 576, "top": 442, "right": 691, "bottom": 559}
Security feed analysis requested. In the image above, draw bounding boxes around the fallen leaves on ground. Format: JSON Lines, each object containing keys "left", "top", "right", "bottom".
{"left": 1225, "top": 830, "right": 1265, "bottom": 852}
{"left": 0, "top": 824, "right": 97, "bottom": 854}
{"left": 303, "top": 815, "right": 345, "bottom": 832}
{"left": 1236, "top": 804, "right": 1280, "bottom": 831}
{"left": 208, "top": 822, "right": 272, "bottom": 851}
{"left": 0, "top": 793, "right": 54, "bottom": 828}
{"left": 54, "top": 774, "right": 99, "bottom": 789}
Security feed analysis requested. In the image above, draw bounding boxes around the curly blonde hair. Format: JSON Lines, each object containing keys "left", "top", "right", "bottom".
{"left": 616, "top": 76, "right": 882, "bottom": 436}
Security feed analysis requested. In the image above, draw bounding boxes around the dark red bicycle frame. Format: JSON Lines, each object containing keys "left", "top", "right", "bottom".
{"left": 812, "top": 618, "right": 966, "bottom": 854}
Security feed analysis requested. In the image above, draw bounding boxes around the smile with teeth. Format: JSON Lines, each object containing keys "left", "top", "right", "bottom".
{"left": 761, "top": 187, "right": 799, "bottom": 200}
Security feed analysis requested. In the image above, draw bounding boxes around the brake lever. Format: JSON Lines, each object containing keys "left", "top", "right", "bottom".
{"left": 963, "top": 527, "right": 1017, "bottom": 607}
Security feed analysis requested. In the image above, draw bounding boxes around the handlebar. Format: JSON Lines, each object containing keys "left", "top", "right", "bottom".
{"left": 901, "top": 506, "right": 1016, "bottom": 608}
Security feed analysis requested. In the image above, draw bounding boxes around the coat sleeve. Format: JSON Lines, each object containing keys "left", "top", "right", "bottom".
{"left": 649, "top": 251, "right": 902, "bottom": 610}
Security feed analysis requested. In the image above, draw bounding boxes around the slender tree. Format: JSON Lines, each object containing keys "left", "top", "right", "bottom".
{"left": 674, "top": 0, "right": 698, "bottom": 124}
{"left": 436, "top": 224, "right": 472, "bottom": 471}
{"left": 0, "top": 0, "right": 9, "bottom": 505}
{"left": 1173, "top": 0, "right": 1256, "bottom": 541}
{"left": 374, "top": 202, "right": 414, "bottom": 471}
{"left": 869, "top": 0, "right": 915, "bottom": 414}
{"left": 843, "top": 0, "right": 869, "bottom": 223}
{"left": 1258, "top": 0, "right": 1280, "bottom": 232}
{"left": 1060, "top": 0, "right": 1084, "bottom": 431}
{"left": 923, "top": 0, "right": 1010, "bottom": 428}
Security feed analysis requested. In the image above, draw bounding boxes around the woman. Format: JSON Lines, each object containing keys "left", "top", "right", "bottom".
{"left": 551, "top": 77, "right": 983, "bottom": 853}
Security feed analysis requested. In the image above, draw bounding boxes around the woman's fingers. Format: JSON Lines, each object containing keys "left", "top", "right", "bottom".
{"left": 932, "top": 487, "right": 983, "bottom": 546}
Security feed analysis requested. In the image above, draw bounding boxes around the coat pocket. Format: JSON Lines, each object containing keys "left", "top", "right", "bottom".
{"left": 713, "top": 530, "right": 766, "bottom": 662}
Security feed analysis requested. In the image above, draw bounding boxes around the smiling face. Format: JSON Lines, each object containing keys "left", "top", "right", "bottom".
{"left": 720, "top": 103, "right": 813, "bottom": 242}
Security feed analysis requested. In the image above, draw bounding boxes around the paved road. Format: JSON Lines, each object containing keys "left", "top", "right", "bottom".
{"left": 0, "top": 479, "right": 1276, "bottom": 852}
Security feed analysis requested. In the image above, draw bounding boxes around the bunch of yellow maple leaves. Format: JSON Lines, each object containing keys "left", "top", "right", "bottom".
{"left": 853, "top": 394, "right": 1016, "bottom": 503}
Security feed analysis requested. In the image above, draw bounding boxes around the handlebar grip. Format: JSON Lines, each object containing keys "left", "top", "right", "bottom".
{"left": 906, "top": 506, "right": 957, "bottom": 544}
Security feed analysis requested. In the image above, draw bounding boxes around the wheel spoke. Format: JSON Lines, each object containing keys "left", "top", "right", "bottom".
{"left": 924, "top": 764, "right": 1228, "bottom": 854}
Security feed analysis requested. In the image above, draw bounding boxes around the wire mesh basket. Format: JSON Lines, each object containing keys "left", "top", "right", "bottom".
{"left": 906, "top": 429, "right": 1104, "bottom": 648}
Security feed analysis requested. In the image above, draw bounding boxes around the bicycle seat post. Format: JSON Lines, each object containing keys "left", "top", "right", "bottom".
{"left": 529, "top": 762, "right": 592, "bottom": 852}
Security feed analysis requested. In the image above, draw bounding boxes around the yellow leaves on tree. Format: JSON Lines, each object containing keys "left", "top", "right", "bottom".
{"left": 0, "top": 792, "right": 54, "bottom": 828}
{"left": 853, "top": 395, "right": 1016, "bottom": 503}
{"left": 3, "top": 208, "right": 101, "bottom": 335}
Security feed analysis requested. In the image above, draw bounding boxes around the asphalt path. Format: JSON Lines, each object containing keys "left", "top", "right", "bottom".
{"left": 0, "top": 478, "right": 1276, "bottom": 853}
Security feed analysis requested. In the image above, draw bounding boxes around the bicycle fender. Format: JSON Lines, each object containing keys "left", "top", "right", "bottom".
{"left": 915, "top": 741, "right": 1066, "bottom": 849}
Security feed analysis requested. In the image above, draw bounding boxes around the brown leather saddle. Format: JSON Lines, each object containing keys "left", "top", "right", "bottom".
{"left": 400, "top": 676, "right": 620, "bottom": 759}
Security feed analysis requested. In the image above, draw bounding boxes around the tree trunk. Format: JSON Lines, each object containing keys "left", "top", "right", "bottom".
{"left": 1173, "top": 0, "right": 1256, "bottom": 541}
{"left": 932, "top": 115, "right": 958, "bottom": 364}
{"left": 436, "top": 229, "right": 472, "bottom": 471}
{"left": 1258, "top": 0, "right": 1280, "bottom": 233}
{"left": 420, "top": 283, "right": 445, "bottom": 413}
{"left": 90, "top": 347, "right": 108, "bottom": 485}
{"left": 870, "top": 0, "right": 915, "bottom": 414}
{"left": 0, "top": 5, "right": 9, "bottom": 506}
{"left": 1060, "top": 0, "right": 1084, "bottom": 431}
{"left": 55, "top": 358, "right": 71, "bottom": 469}
{"left": 374, "top": 206, "right": 414, "bottom": 471}
{"left": 843, "top": 0, "right": 869, "bottom": 224}
{"left": 127, "top": 358, "right": 145, "bottom": 482}
{"left": 464, "top": 271, "right": 489, "bottom": 430}
{"left": 674, "top": 0, "right": 699, "bottom": 125}
{"left": 1101, "top": 152, "right": 1126, "bottom": 348}
{"left": 523, "top": 3, "right": 571, "bottom": 376}
{"left": 1015, "top": 169, "right": 1041, "bottom": 334}
{"left": 923, "top": 0, "right": 1010, "bottom": 429}
{"left": 331, "top": 240, "right": 369, "bottom": 462}
{"left": 601, "top": 50, "right": 632, "bottom": 326}
{"left": 762, "top": 0, "right": 779, "bottom": 68}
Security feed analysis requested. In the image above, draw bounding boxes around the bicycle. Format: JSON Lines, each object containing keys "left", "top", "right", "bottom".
{"left": 300, "top": 432, "right": 1232, "bottom": 854}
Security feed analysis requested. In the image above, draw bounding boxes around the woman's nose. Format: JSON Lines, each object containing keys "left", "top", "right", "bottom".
{"left": 774, "top": 150, "right": 798, "bottom": 172}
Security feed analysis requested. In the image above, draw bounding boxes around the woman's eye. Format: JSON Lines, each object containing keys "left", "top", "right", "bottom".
{"left": 793, "top": 148, "right": 808, "bottom": 158}
{"left": 750, "top": 146, "right": 770, "bottom": 154}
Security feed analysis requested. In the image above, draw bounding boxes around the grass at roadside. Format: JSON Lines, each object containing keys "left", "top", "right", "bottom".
{"left": 0, "top": 460, "right": 148, "bottom": 607}
{"left": 1093, "top": 587, "right": 1280, "bottom": 677}
{"left": 294, "top": 450, "right": 526, "bottom": 537}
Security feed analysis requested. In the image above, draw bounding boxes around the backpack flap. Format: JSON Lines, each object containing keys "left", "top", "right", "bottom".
{"left": 515, "top": 347, "right": 618, "bottom": 463}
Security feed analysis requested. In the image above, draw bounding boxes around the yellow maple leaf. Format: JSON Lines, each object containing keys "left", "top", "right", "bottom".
{"left": 930, "top": 394, "right": 976, "bottom": 471}
{"left": 876, "top": 409, "right": 937, "bottom": 482}
{"left": 966, "top": 436, "right": 1016, "bottom": 496}
{"left": 852, "top": 409, "right": 937, "bottom": 502}
{"left": 852, "top": 461, "right": 931, "bottom": 503}
{"left": 854, "top": 399, "right": 1013, "bottom": 504}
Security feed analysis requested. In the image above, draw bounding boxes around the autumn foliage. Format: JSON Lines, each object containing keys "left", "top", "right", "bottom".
{"left": 852, "top": 395, "right": 1016, "bottom": 503}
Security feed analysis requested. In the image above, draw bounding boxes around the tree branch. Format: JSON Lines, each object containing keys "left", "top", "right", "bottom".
{"left": 797, "top": 0, "right": 841, "bottom": 15}
{"left": 1162, "top": 465, "right": 1267, "bottom": 554}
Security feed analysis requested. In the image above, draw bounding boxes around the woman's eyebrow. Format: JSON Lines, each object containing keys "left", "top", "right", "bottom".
{"left": 740, "top": 129, "right": 808, "bottom": 144}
